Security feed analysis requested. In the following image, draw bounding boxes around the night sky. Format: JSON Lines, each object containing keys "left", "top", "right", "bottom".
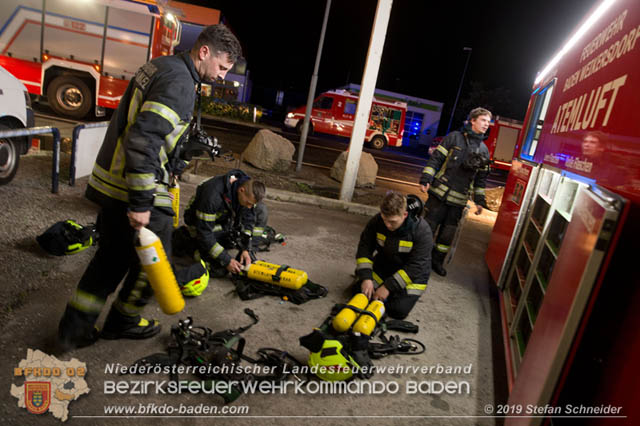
{"left": 184, "top": 0, "right": 600, "bottom": 124}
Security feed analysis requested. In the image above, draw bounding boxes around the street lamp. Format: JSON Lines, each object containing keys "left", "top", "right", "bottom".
{"left": 446, "top": 47, "right": 472, "bottom": 135}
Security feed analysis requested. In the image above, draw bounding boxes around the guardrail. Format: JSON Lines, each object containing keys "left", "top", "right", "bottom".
{"left": 69, "top": 121, "right": 109, "bottom": 186}
{"left": 0, "top": 126, "right": 61, "bottom": 193}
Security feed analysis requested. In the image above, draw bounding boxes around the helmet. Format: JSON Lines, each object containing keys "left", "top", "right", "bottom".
{"left": 179, "top": 260, "right": 210, "bottom": 297}
{"left": 36, "top": 220, "right": 97, "bottom": 256}
{"left": 308, "top": 339, "right": 359, "bottom": 381}
{"left": 406, "top": 194, "right": 424, "bottom": 219}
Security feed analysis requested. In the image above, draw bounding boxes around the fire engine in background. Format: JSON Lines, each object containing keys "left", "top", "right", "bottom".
{"left": 485, "top": 0, "right": 640, "bottom": 424}
{"left": 284, "top": 89, "right": 407, "bottom": 150}
{"left": 0, "top": 0, "right": 182, "bottom": 119}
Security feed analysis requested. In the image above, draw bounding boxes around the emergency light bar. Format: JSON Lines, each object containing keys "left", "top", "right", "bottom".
{"left": 534, "top": 0, "right": 617, "bottom": 85}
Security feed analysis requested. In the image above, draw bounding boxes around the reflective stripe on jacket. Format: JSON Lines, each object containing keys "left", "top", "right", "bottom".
{"left": 420, "top": 124, "right": 490, "bottom": 207}
{"left": 355, "top": 214, "right": 432, "bottom": 296}
{"left": 86, "top": 52, "right": 197, "bottom": 212}
{"left": 184, "top": 169, "right": 256, "bottom": 266}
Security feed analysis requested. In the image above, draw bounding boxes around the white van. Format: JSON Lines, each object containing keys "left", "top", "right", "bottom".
{"left": 0, "top": 65, "right": 34, "bottom": 185}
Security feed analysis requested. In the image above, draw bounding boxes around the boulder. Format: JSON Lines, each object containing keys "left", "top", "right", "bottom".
{"left": 242, "top": 129, "right": 295, "bottom": 172}
{"left": 330, "top": 151, "right": 378, "bottom": 188}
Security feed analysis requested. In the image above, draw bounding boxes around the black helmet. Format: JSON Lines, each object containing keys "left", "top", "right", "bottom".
{"left": 406, "top": 195, "right": 424, "bottom": 219}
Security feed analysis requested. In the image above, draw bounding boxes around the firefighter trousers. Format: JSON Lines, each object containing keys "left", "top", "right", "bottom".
{"left": 58, "top": 206, "right": 172, "bottom": 342}
{"left": 423, "top": 196, "right": 464, "bottom": 265}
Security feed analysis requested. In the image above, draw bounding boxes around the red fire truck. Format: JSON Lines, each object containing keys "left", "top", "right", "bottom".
{"left": 485, "top": 0, "right": 640, "bottom": 424}
{"left": 0, "top": 0, "right": 182, "bottom": 119}
{"left": 284, "top": 89, "right": 407, "bottom": 150}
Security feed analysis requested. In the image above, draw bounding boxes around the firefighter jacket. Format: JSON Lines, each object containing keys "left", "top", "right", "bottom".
{"left": 86, "top": 51, "right": 198, "bottom": 213}
{"left": 184, "top": 169, "right": 256, "bottom": 267}
{"left": 355, "top": 214, "right": 432, "bottom": 296}
{"left": 420, "top": 123, "right": 490, "bottom": 208}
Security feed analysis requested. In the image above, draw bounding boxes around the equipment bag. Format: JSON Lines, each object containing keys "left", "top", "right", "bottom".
{"left": 36, "top": 220, "right": 98, "bottom": 256}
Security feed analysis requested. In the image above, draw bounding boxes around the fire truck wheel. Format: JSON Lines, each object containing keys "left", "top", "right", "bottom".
{"left": 295, "top": 121, "right": 313, "bottom": 136}
{"left": 47, "top": 76, "right": 93, "bottom": 119}
{"left": 370, "top": 135, "right": 387, "bottom": 150}
{"left": 0, "top": 124, "right": 20, "bottom": 185}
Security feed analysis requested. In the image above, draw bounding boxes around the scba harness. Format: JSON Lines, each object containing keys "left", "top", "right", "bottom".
{"left": 36, "top": 220, "right": 98, "bottom": 256}
{"left": 300, "top": 295, "right": 425, "bottom": 381}
{"left": 129, "top": 309, "right": 303, "bottom": 403}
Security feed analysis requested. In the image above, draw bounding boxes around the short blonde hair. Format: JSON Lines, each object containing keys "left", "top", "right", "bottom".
{"left": 469, "top": 107, "right": 492, "bottom": 121}
{"left": 380, "top": 191, "right": 407, "bottom": 216}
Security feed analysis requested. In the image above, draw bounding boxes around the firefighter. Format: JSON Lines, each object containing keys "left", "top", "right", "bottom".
{"left": 173, "top": 170, "right": 266, "bottom": 279}
{"left": 353, "top": 191, "right": 432, "bottom": 320}
{"left": 419, "top": 107, "right": 491, "bottom": 276}
{"left": 57, "top": 25, "right": 242, "bottom": 350}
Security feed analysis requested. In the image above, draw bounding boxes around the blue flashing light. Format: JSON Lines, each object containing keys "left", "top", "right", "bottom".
{"left": 561, "top": 169, "right": 596, "bottom": 186}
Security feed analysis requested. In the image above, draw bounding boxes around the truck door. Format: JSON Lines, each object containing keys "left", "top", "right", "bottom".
{"left": 312, "top": 95, "right": 334, "bottom": 134}
{"left": 334, "top": 96, "right": 356, "bottom": 137}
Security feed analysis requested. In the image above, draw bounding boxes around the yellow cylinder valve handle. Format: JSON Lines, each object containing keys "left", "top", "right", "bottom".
{"left": 245, "top": 260, "right": 308, "bottom": 290}
{"left": 135, "top": 227, "right": 185, "bottom": 315}
{"left": 352, "top": 300, "right": 385, "bottom": 336}
{"left": 331, "top": 293, "right": 369, "bottom": 333}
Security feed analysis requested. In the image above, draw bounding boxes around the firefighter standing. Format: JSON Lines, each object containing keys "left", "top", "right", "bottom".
{"left": 173, "top": 170, "right": 266, "bottom": 279}
{"left": 419, "top": 107, "right": 491, "bottom": 276}
{"left": 353, "top": 191, "right": 432, "bottom": 320}
{"left": 57, "top": 25, "right": 242, "bottom": 350}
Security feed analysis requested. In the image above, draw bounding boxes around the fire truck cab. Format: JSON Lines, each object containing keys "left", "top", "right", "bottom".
{"left": 284, "top": 90, "right": 407, "bottom": 150}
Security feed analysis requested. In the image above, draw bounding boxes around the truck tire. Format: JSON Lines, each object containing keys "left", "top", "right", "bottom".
{"left": 0, "top": 124, "right": 21, "bottom": 185}
{"left": 295, "top": 121, "right": 313, "bottom": 136}
{"left": 369, "top": 135, "right": 387, "bottom": 150}
{"left": 47, "top": 75, "right": 93, "bottom": 119}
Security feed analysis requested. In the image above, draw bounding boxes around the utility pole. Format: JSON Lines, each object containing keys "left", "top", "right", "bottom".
{"left": 446, "top": 47, "right": 472, "bottom": 134}
{"left": 339, "top": 0, "right": 393, "bottom": 202}
{"left": 296, "top": 0, "right": 332, "bottom": 172}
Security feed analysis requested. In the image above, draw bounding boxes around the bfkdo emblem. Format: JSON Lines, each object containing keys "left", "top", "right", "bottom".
{"left": 25, "top": 381, "right": 51, "bottom": 415}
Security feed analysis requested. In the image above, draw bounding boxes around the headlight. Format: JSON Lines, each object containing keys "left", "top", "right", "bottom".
{"left": 287, "top": 112, "right": 294, "bottom": 118}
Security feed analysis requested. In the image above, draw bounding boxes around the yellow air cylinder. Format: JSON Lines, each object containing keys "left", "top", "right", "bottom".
{"left": 169, "top": 182, "right": 180, "bottom": 228}
{"left": 332, "top": 293, "right": 369, "bottom": 333}
{"left": 245, "top": 260, "right": 308, "bottom": 290}
{"left": 352, "top": 300, "right": 385, "bottom": 336}
{"left": 135, "top": 227, "right": 185, "bottom": 315}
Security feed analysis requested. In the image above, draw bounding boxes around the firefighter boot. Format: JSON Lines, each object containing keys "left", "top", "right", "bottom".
{"left": 57, "top": 306, "right": 100, "bottom": 351}
{"left": 432, "top": 250, "right": 447, "bottom": 277}
{"left": 101, "top": 307, "right": 161, "bottom": 340}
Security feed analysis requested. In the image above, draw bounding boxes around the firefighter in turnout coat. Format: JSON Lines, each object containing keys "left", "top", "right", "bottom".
{"left": 420, "top": 107, "right": 491, "bottom": 276}
{"left": 354, "top": 191, "right": 432, "bottom": 320}
{"left": 57, "top": 25, "right": 242, "bottom": 350}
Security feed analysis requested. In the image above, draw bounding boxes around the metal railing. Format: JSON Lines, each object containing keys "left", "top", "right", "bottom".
{"left": 0, "top": 126, "right": 61, "bottom": 193}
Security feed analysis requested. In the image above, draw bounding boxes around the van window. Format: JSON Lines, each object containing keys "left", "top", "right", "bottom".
{"left": 313, "top": 96, "right": 334, "bottom": 110}
{"left": 520, "top": 81, "right": 555, "bottom": 160}
{"left": 344, "top": 99, "right": 357, "bottom": 115}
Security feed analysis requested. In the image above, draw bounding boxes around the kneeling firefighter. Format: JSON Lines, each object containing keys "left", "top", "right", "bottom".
{"left": 172, "top": 169, "right": 266, "bottom": 283}
{"left": 353, "top": 191, "right": 432, "bottom": 320}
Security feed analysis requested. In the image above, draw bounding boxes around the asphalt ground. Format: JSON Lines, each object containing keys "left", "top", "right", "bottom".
{"left": 0, "top": 152, "right": 507, "bottom": 425}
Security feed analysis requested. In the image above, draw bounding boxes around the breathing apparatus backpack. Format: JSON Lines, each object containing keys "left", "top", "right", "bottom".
{"left": 231, "top": 260, "right": 328, "bottom": 304}
{"left": 300, "top": 293, "right": 425, "bottom": 382}
{"left": 36, "top": 220, "right": 98, "bottom": 256}
{"left": 129, "top": 309, "right": 303, "bottom": 403}
{"left": 252, "top": 226, "right": 286, "bottom": 252}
